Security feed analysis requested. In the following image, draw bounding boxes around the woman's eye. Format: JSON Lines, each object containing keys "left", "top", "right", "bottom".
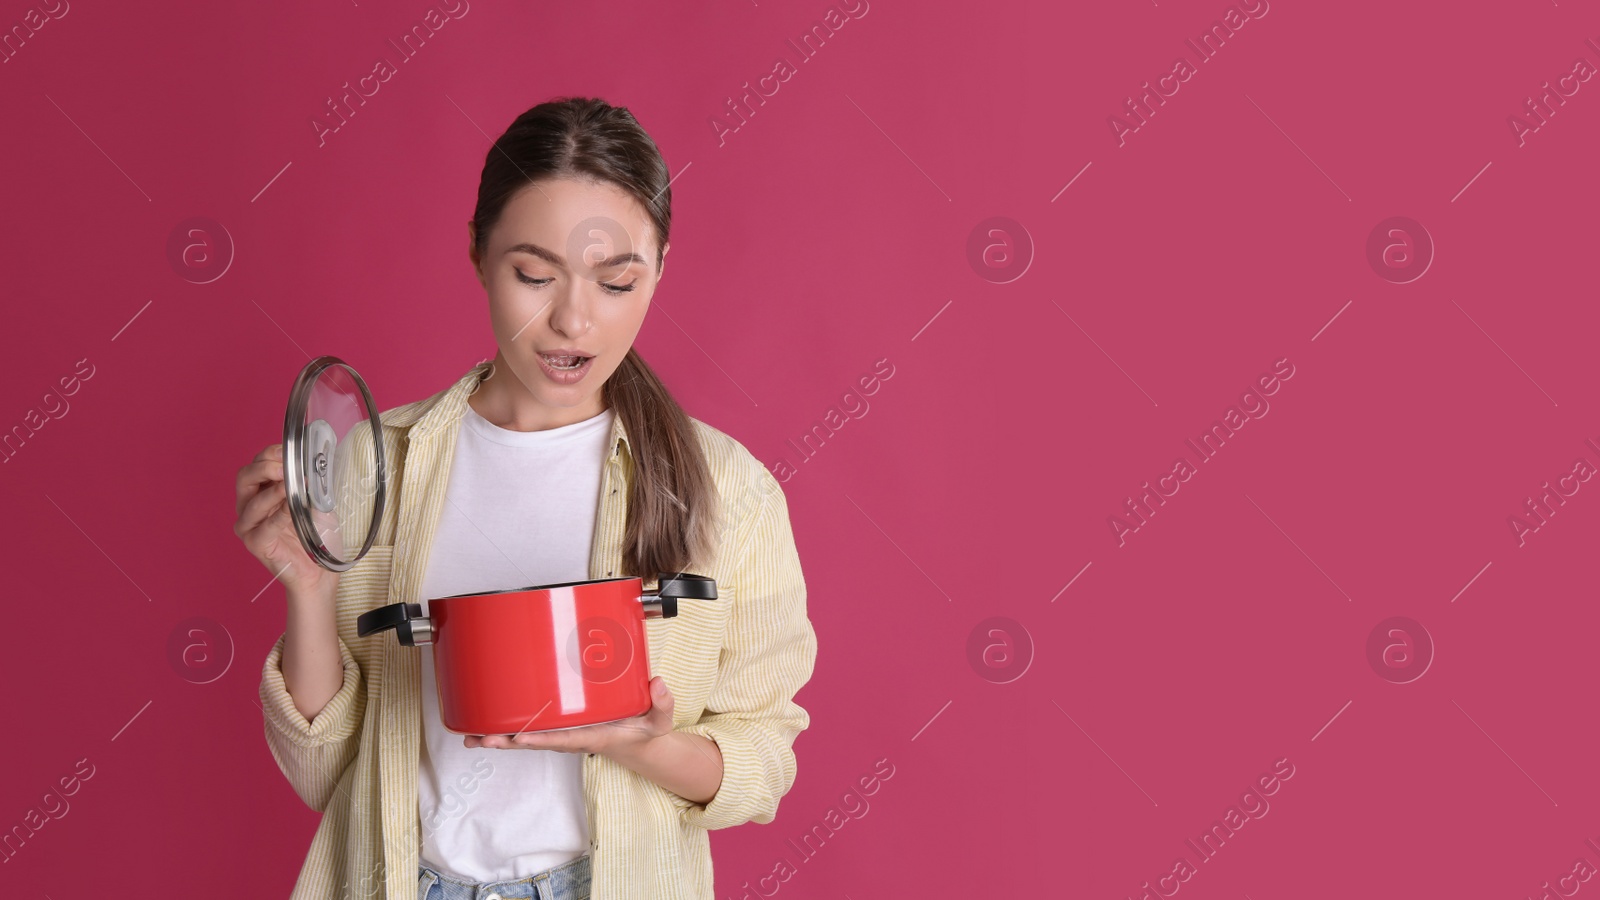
{"left": 515, "top": 270, "right": 635, "bottom": 295}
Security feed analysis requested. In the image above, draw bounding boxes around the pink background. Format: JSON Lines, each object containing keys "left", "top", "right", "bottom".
{"left": 2, "top": 0, "right": 1599, "bottom": 897}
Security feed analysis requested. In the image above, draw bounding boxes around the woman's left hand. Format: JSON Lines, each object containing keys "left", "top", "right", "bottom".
{"left": 463, "top": 675, "right": 675, "bottom": 757}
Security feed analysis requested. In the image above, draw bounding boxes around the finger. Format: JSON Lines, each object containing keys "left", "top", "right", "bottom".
{"left": 239, "top": 478, "right": 287, "bottom": 531}
{"left": 254, "top": 443, "right": 284, "bottom": 463}
{"left": 237, "top": 480, "right": 288, "bottom": 539}
{"left": 236, "top": 458, "right": 285, "bottom": 517}
{"left": 514, "top": 729, "right": 580, "bottom": 752}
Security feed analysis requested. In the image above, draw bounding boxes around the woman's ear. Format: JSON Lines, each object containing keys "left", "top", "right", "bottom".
{"left": 467, "top": 221, "right": 485, "bottom": 288}
{"left": 658, "top": 243, "right": 669, "bottom": 283}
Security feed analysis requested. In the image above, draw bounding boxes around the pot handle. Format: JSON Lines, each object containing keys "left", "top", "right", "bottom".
{"left": 643, "top": 572, "right": 718, "bottom": 619}
{"left": 356, "top": 602, "right": 433, "bottom": 646}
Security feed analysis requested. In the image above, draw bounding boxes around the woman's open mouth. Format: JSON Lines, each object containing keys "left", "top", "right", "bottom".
{"left": 536, "top": 351, "right": 595, "bottom": 384}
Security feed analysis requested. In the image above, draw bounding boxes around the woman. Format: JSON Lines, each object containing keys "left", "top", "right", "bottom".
{"left": 234, "top": 97, "right": 817, "bottom": 900}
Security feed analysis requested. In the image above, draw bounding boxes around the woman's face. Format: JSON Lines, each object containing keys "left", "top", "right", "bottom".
{"left": 469, "top": 175, "right": 665, "bottom": 427}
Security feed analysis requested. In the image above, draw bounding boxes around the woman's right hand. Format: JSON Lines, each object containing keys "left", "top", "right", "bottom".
{"left": 235, "top": 443, "right": 334, "bottom": 597}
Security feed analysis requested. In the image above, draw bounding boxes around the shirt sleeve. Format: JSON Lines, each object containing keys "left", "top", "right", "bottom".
{"left": 673, "top": 470, "right": 818, "bottom": 830}
{"left": 257, "top": 417, "right": 378, "bottom": 814}
{"left": 258, "top": 627, "right": 367, "bottom": 812}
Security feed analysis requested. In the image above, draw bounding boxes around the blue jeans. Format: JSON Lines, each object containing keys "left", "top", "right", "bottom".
{"left": 417, "top": 854, "right": 591, "bottom": 900}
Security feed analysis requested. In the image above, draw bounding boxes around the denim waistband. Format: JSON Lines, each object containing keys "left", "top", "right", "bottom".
{"left": 417, "top": 853, "right": 591, "bottom": 900}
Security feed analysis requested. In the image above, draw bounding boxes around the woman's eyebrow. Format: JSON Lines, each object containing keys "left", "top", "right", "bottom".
{"left": 505, "top": 241, "right": 645, "bottom": 269}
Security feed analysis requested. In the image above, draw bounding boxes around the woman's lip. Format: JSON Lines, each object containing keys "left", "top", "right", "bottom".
{"left": 534, "top": 352, "right": 594, "bottom": 384}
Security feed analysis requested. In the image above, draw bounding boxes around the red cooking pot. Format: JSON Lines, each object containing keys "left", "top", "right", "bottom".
{"left": 279, "top": 357, "right": 720, "bottom": 735}
{"left": 356, "top": 573, "right": 718, "bottom": 735}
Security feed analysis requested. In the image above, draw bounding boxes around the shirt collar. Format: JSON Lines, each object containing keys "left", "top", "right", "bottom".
{"left": 410, "top": 359, "right": 632, "bottom": 462}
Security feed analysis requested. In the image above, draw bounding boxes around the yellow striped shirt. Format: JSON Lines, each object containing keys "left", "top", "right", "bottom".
{"left": 258, "top": 360, "right": 817, "bottom": 899}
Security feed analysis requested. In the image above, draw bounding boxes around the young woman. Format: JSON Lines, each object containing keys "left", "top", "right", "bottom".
{"left": 234, "top": 97, "right": 817, "bottom": 900}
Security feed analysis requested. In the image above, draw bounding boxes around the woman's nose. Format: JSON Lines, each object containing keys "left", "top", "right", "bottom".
{"left": 547, "top": 286, "right": 593, "bottom": 338}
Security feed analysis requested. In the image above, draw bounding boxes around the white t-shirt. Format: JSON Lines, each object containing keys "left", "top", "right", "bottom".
{"left": 416, "top": 401, "right": 615, "bottom": 882}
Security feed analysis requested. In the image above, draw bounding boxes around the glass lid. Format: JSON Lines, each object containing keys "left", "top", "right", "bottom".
{"left": 282, "top": 356, "right": 386, "bottom": 572}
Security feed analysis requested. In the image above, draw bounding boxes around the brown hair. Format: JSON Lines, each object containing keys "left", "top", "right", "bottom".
{"left": 470, "top": 96, "right": 716, "bottom": 577}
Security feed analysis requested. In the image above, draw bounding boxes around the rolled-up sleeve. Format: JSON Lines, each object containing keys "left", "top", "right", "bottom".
{"left": 258, "top": 629, "right": 366, "bottom": 812}
{"left": 674, "top": 472, "right": 818, "bottom": 831}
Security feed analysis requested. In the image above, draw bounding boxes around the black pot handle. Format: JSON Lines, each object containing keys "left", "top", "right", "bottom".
{"left": 356, "top": 602, "right": 431, "bottom": 646}
{"left": 657, "top": 572, "right": 718, "bottom": 600}
{"left": 643, "top": 572, "right": 717, "bottom": 619}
